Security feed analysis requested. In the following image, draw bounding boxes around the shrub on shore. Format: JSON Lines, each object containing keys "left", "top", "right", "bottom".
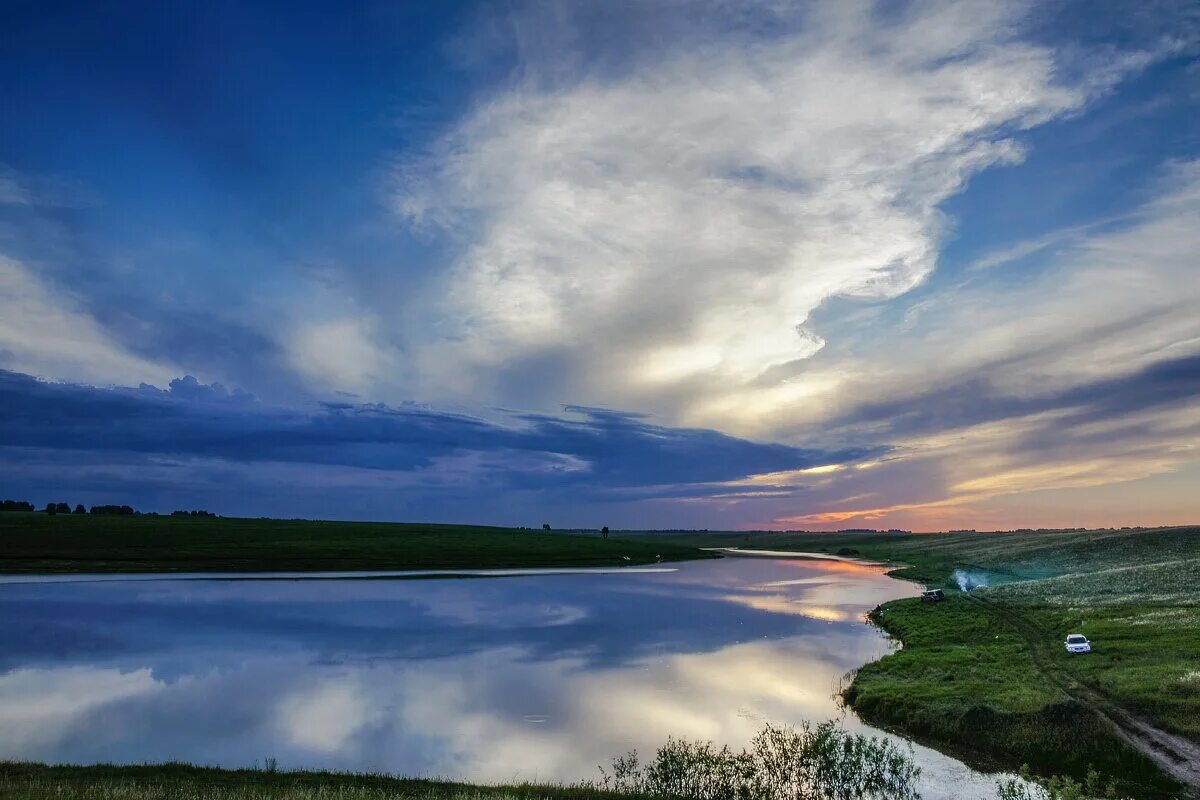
{"left": 596, "top": 721, "right": 920, "bottom": 800}
{"left": 997, "top": 765, "right": 1129, "bottom": 800}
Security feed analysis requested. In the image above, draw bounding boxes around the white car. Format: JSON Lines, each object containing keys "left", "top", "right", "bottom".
{"left": 1065, "top": 634, "right": 1092, "bottom": 654}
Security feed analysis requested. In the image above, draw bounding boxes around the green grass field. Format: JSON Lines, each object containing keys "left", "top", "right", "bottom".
{"left": 0, "top": 762, "right": 645, "bottom": 800}
{"left": 0, "top": 513, "right": 712, "bottom": 574}
{"left": 653, "top": 527, "right": 1200, "bottom": 798}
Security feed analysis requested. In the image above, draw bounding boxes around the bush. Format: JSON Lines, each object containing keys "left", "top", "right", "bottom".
{"left": 996, "top": 765, "right": 1126, "bottom": 800}
{"left": 597, "top": 721, "right": 920, "bottom": 800}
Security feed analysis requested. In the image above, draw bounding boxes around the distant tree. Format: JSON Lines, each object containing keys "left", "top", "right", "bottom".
{"left": 602, "top": 526, "right": 609, "bottom": 539}
{"left": 542, "top": 523, "right": 551, "bottom": 531}
{"left": 73, "top": 504, "right": 86, "bottom": 514}
{"left": 0, "top": 500, "right": 35, "bottom": 512}
{"left": 45, "top": 502, "right": 57, "bottom": 515}
{"left": 54, "top": 502, "right": 70, "bottom": 514}
{"left": 90, "top": 504, "right": 135, "bottom": 516}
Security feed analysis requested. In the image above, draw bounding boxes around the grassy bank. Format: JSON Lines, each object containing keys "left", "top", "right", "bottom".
{"left": 654, "top": 527, "right": 1200, "bottom": 798}
{"left": 0, "top": 514, "right": 712, "bottom": 574}
{"left": 844, "top": 597, "right": 1175, "bottom": 796}
{"left": 0, "top": 762, "right": 643, "bottom": 800}
{"left": 0, "top": 721, "right": 923, "bottom": 800}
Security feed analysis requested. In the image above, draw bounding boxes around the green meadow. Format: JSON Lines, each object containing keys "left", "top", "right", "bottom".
{"left": 0, "top": 762, "right": 640, "bottom": 800}
{"left": 0, "top": 513, "right": 712, "bottom": 574}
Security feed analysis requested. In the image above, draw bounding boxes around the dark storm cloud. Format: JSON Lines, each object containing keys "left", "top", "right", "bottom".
{"left": 0, "top": 370, "right": 882, "bottom": 494}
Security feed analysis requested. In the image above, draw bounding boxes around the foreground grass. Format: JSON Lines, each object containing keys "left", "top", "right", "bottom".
{"left": 0, "top": 722, "right": 923, "bottom": 800}
{"left": 0, "top": 762, "right": 643, "bottom": 800}
{"left": 655, "top": 527, "right": 1200, "bottom": 798}
{"left": 0, "top": 514, "right": 712, "bottom": 574}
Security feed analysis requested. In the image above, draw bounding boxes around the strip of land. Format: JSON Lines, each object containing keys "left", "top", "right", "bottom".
{"left": 655, "top": 527, "right": 1200, "bottom": 799}
{"left": 0, "top": 513, "right": 712, "bottom": 574}
{"left": 0, "top": 762, "right": 642, "bottom": 800}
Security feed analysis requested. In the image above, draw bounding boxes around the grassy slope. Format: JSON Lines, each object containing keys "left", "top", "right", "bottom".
{"left": 0, "top": 762, "right": 642, "bottom": 800}
{"left": 651, "top": 527, "right": 1200, "bottom": 797}
{"left": 0, "top": 513, "right": 712, "bottom": 574}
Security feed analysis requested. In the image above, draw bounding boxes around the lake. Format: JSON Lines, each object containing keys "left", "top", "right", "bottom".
{"left": 0, "top": 555, "right": 1001, "bottom": 798}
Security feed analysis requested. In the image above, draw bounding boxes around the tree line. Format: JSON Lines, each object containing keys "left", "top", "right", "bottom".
{"left": 1, "top": 500, "right": 215, "bottom": 517}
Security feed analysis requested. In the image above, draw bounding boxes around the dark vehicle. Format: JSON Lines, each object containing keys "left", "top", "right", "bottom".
{"left": 920, "top": 588, "right": 945, "bottom": 603}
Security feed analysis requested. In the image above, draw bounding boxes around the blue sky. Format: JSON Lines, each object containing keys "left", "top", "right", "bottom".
{"left": 2, "top": 0, "right": 1199, "bottom": 529}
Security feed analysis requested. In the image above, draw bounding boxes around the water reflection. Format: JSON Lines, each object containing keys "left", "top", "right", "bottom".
{"left": 0, "top": 557, "right": 997, "bottom": 798}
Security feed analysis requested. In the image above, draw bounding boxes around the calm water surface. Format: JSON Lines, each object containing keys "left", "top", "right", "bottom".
{"left": 0, "top": 556, "right": 1000, "bottom": 798}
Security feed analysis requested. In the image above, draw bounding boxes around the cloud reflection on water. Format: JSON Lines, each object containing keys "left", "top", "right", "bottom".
{"left": 0, "top": 557, "right": 997, "bottom": 798}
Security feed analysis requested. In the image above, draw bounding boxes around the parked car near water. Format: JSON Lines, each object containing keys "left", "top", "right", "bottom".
{"left": 1065, "top": 634, "right": 1092, "bottom": 654}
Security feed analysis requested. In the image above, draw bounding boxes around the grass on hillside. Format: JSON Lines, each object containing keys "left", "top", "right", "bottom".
{"left": 984, "top": 559, "right": 1200, "bottom": 742}
{"left": 647, "top": 526, "right": 1199, "bottom": 586}
{"left": 844, "top": 598, "right": 1175, "bottom": 797}
{"left": 654, "top": 527, "right": 1200, "bottom": 798}
{"left": 0, "top": 762, "right": 642, "bottom": 800}
{"left": 0, "top": 513, "right": 712, "bottom": 574}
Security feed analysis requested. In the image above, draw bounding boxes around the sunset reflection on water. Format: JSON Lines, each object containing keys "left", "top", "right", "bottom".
{"left": 0, "top": 556, "right": 998, "bottom": 798}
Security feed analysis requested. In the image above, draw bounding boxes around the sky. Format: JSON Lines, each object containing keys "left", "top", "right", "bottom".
{"left": 2, "top": 0, "right": 1199, "bottom": 530}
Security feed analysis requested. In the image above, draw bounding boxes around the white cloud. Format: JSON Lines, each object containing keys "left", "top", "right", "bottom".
{"left": 839, "top": 160, "right": 1200, "bottom": 400}
{"left": 286, "top": 317, "right": 398, "bottom": 394}
{"left": 400, "top": 0, "right": 1118, "bottom": 421}
{"left": 0, "top": 255, "right": 175, "bottom": 385}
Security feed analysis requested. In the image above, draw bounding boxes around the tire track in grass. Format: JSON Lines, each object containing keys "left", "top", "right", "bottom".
{"left": 967, "top": 594, "right": 1200, "bottom": 797}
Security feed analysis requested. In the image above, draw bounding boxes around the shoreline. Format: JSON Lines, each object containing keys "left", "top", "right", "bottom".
{"left": 0, "top": 514, "right": 716, "bottom": 575}
{"left": 702, "top": 546, "right": 889, "bottom": 566}
{"left": 0, "top": 761, "right": 642, "bottom": 800}
{"left": 653, "top": 529, "right": 1199, "bottom": 799}
{"left": 0, "top": 565, "right": 681, "bottom": 585}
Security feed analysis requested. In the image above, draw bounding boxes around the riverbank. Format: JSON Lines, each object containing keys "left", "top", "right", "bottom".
{"left": 0, "top": 761, "right": 643, "bottom": 799}
{"left": 653, "top": 527, "right": 1200, "bottom": 798}
{"left": 0, "top": 514, "right": 713, "bottom": 574}
{"left": 0, "top": 719, "right": 926, "bottom": 799}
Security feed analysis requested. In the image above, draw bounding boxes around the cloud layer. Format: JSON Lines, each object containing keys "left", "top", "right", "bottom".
{"left": 0, "top": 257, "right": 174, "bottom": 386}
{"left": 400, "top": 0, "right": 1117, "bottom": 421}
{"left": 0, "top": 369, "right": 879, "bottom": 522}
{"left": 746, "top": 162, "right": 1200, "bottom": 528}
